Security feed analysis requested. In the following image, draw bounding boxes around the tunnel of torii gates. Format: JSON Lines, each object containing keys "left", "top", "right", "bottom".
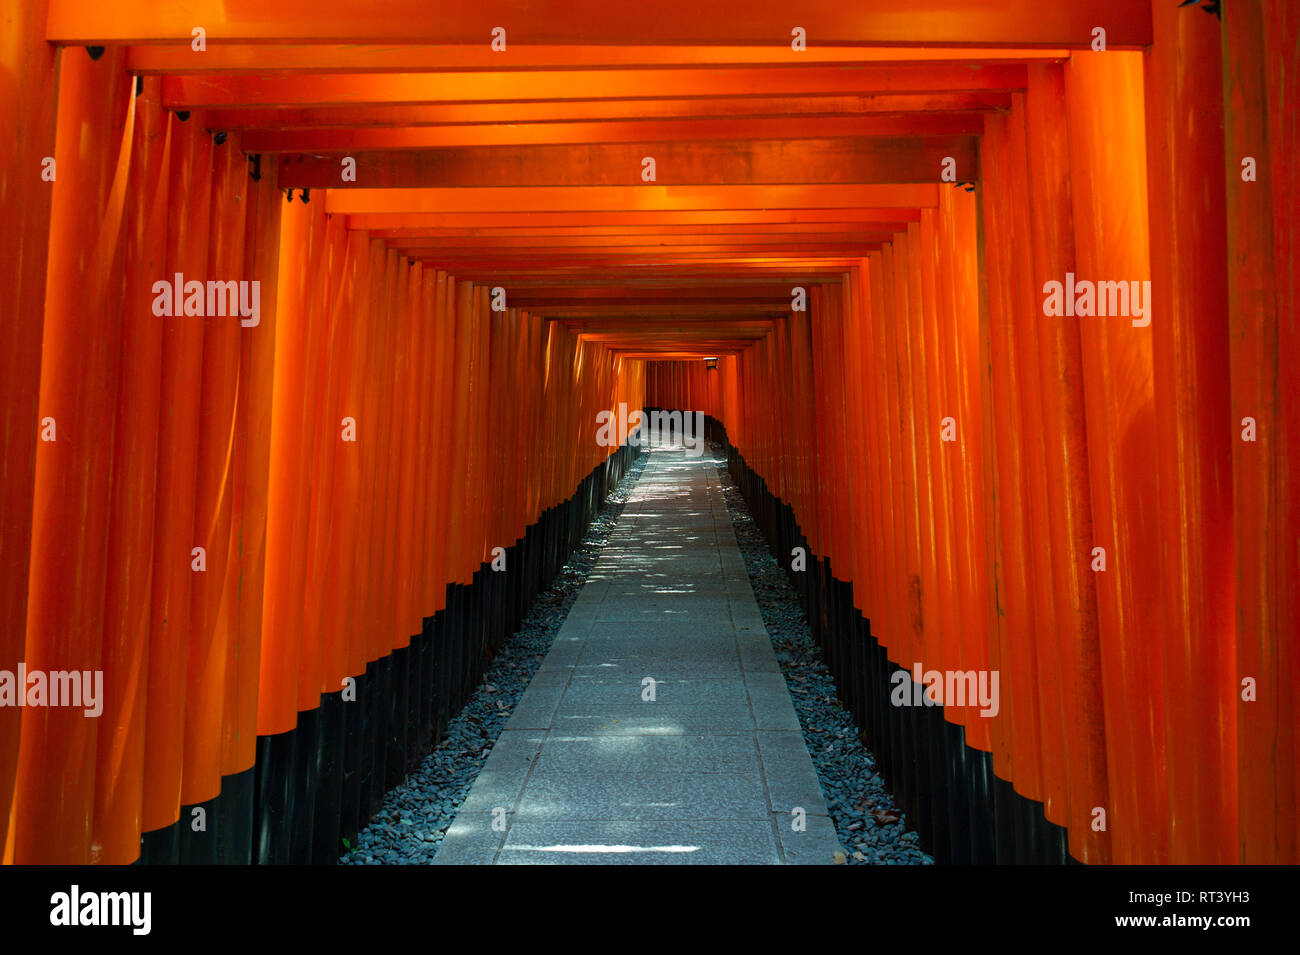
{"left": 0, "top": 0, "right": 1295, "bottom": 867}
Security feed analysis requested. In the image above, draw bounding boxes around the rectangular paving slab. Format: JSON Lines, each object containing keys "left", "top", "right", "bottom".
{"left": 434, "top": 442, "right": 841, "bottom": 865}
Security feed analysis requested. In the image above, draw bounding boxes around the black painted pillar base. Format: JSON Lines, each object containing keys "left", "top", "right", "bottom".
{"left": 135, "top": 440, "right": 644, "bottom": 865}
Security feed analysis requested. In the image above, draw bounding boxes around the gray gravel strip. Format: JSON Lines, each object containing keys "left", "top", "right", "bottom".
{"left": 713, "top": 445, "right": 933, "bottom": 866}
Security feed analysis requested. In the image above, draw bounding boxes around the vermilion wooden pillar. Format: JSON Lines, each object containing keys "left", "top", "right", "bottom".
{"left": 93, "top": 82, "right": 170, "bottom": 864}
{"left": 1222, "top": 0, "right": 1299, "bottom": 866}
{"left": 258, "top": 197, "right": 316, "bottom": 738}
{"left": 1065, "top": 51, "right": 1166, "bottom": 865}
{"left": 225, "top": 155, "right": 282, "bottom": 796}
{"left": 182, "top": 132, "right": 248, "bottom": 813}
{"left": 981, "top": 109, "right": 1041, "bottom": 805}
{"left": 139, "top": 100, "right": 216, "bottom": 847}
{"left": 1143, "top": 0, "right": 1237, "bottom": 866}
{"left": 14, "top": 47, "right": 134, "bottom": 864}
{"left": 0, "top": 0, "right": 58, "bottom": 862}
{"left": 1024, "top": 63, "right": 1108, "bottom": 864}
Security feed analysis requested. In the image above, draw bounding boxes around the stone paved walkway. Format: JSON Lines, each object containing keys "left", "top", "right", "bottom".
{"left": 434, "top": 440, "right": 841, "bottom": 864}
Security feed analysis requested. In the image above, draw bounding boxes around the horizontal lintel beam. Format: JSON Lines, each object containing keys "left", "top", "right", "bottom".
{"left": 162, "top": 64, "right": 1029, "bottom": 109}
{"left": 243, "top": 115, "right": 984, "bottom": 152}
{"left": 125, "top": 44, "right": 1069, "bottom": 74}
{"left": 345, "top": 209, "right": 922, "bottom": 229}
{"left": 201, "top": 93, "right": 1013, "bottom": 130}
{"left": 278, "top": 137, "right": 977, "bottom": 188}
{"left": 325, "top": 184, "right": 939, "bottom": 214}
{"left": 48, "top": 1, "right": 1151, "bottom": 48}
